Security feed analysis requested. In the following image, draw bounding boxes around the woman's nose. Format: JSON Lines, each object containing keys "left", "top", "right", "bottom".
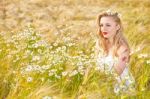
{"left": 101, "top": 26, "right": 107, "bottom": 31}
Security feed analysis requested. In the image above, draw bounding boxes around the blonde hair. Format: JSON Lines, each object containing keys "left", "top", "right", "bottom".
{"left": 96, "top": 11, "right": 130, "bottom": 58}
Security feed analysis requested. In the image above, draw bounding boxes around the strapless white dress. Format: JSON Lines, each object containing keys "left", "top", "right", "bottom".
{"left": 96, "top": 53, "right": 135, "bottom": 94}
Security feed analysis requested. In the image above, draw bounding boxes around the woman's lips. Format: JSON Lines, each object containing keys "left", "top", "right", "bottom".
{"left": 102, "top": 32, "right": 108, "bottom": 35}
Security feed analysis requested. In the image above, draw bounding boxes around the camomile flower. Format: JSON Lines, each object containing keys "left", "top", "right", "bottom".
{"left": 138, "top": 53, "right": 148, "bottom": 58}
{"left": 62, "top": 71, "right": 68, "bottom": 76}
{"left": 146, "top": 60, "right": 150, "bottom": 65}
{"left": 27, "top": 77, "right": 33, "bottom": 82}
{"left": 42, "top": 96, "right": 52, "bottom": 99}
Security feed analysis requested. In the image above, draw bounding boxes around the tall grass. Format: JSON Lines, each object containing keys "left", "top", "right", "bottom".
{"left": 0, "top": 26, "right": 149, "bottom": 98}
{"left": 0, "top": 0, "right": 150, "bottom": 99}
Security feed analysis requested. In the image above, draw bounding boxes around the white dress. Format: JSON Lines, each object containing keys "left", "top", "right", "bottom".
{"left": 96, "top": 53, "right": 135, "bottom": 94}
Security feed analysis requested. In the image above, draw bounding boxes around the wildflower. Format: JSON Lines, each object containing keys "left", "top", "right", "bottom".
{"left": 42, "top": 96, "right": 52, "bottom": 99}
{"left": 33, "top": 65, "right": 41, "bottom": 71}
{"left": 62, "top": 46, "right": 67, "bottom": 51}
{"left": 138, "top": 53, "right": 148, "bottom": 58}
{"left": 49, "top": 45, "right": 53, "bottom": 49}
{"left": 27, "top": 77, "right": 33, "bottom": 82}
{"left": 31, "top": 36, "right": 36, "bottom": 40}
{"left": 114, "top": 84, "right": 120, "bottom": 95}
{"left": 62, "top": 71, "right": 68, "bottom": 76}
{"left": 125, "top": 75, "right": 130, "bottom": 80}
{"left": 38, "top": 49, "right": 42, "bottom": 53}
{"left": 68, "top": 43, "right": 74, "bottom": 47}
{"left": 69, "top": 70, "right": 78, "bottom": 77}
{"left": 50, "top": 69, "right": 57, "bottom": 73}
{"left": 77, "top": 62, "right": 83, "bottom": 66}
{"left": 130, "top": 47, "right": 140, "bottom": 55}
{"left": 48, "top": 72, "right": 54, "bottom": 76}
{"left": 78, "top": 66, "right": 84, "bottom": 71}
{"left": 56, "top": 47, "right": 61, "bottom": 52}
{"left": 26, "top": 50, "right": 31, "bottom": 54}
{"left": 135, "top": 46, "right": 142, "bottom": 52}
{"left": 38, "top": 40, "right": 47, "bottom": 46}
{"left": 128, "top": 79, "right": 134, "bottom": 84}
{"left": 146, "top": 60, "right": 150, "bottom": 64}
{"left": 55, "top": 74, "right": 61, "bottom": 79}
{"left": 53, "top": 42, "right": 58, "bottom": 46}
{"left": 25, "top": 65, "right": 33, "bottom": 72}
{"left": 33, "top": 43, "right": 39, "bottom": 48}
{"left": 90, "top": 53, "right": 95, "bottom": 58}
{"left": 32, "top": 56, "right": 40, "bottom": 61}
{"left": 42, "top": 65, "right": 50, "bottom": 70}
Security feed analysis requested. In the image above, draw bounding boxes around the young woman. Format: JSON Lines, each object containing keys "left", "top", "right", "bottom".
{"left": 95, "top": 10, "right": 135, "bottom": 94}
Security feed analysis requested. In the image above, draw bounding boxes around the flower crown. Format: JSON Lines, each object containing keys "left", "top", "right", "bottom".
{"left": 105, "top": 9, "right": 122, "bottom": 18}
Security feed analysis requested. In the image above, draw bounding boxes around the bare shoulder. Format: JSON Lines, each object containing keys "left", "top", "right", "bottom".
{"left": 118, "top": 43, "right": 130, "bottom": 56}
{"left": 117, "top": 43, "right": 130, "bottom": 62}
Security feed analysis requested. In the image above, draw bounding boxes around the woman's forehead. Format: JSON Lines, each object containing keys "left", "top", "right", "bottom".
{"left": 100, "top": 16, "right": 116, "bottom": 23}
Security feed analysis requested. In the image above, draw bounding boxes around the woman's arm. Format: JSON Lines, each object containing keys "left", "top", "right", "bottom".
{"left": 114, "top": 45, "right": 130, "bottom": 75}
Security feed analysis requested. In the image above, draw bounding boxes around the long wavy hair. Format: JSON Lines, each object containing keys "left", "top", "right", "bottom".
{"left": 96, "top": 11, "right": 130, "bottom": 58}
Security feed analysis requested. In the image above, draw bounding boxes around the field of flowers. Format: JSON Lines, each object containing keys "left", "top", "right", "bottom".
{"left": 0, "top": 0, "right": 150, "bottom": 99}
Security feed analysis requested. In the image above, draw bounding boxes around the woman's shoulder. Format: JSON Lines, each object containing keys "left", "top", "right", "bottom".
{"left": 117, "top": 43, "right": 130, "bottom": 62}
{"left": 118, "top": 41, "right": 130, "bottom": 54}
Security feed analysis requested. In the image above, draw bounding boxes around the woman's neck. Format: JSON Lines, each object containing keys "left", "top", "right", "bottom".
{"left": 108, "top": 37, "right": 114, "bottom": 46}
{"left": 107, "top": 42, "right": 114, "bottom": 56}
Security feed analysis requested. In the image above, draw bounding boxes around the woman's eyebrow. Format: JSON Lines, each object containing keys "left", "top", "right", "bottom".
{"left": 100, "top": 22, "right": 110, "bottom": 24}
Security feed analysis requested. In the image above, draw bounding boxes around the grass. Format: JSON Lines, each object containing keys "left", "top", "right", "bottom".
{"left": 0, "top": 0, "right": 150, "bottom": 99}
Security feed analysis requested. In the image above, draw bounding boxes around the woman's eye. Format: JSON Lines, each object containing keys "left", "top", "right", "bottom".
{"left": 106, "top": 24, "right": 111, "bottom": 27}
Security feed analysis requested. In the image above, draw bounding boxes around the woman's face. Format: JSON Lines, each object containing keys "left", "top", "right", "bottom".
{"left": 100, "top": 16, "right": 120, "bottom": 39}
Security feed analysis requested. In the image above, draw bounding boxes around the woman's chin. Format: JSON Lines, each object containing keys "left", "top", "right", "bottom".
{"left": 103, "top": 35, "right": 109, "bottom": 38}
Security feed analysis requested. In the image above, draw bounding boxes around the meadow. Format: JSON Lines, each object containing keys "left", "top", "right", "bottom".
{"left": 0, "top": 0, "right": 150, "bottom": 99}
